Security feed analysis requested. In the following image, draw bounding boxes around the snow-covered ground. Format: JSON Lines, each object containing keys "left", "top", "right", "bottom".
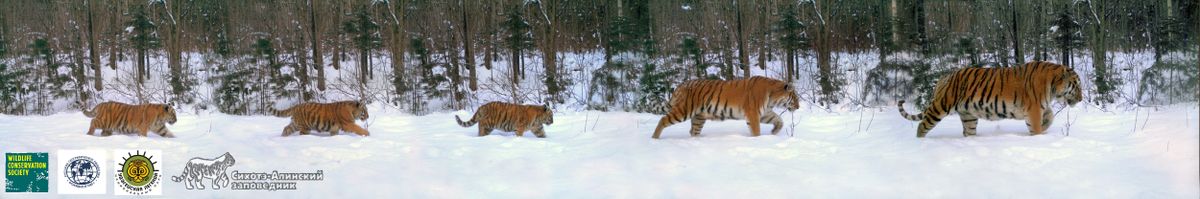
{"left": 2, "top": 103, "right": 1197, "bottom": 198}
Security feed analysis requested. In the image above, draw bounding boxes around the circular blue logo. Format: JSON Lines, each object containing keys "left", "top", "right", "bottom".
{"left": 64, "top": 156, "right": 100, "bottom": 188}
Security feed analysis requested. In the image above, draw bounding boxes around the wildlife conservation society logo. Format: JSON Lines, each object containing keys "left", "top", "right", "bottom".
{"left": 114, "top": 150, "right": 162, "bottom": 195}
{"left": 172, "top": 152, "right": 325, "bottom": 191}
{"left": 56, "top": 150, "right": 108, "bottom": 194}
{"left": 5, "top": 152, "right": 49, "bottom": 193}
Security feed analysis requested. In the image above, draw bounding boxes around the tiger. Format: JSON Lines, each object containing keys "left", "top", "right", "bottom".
{"left": 898, "top": 61, "right": 1083, "bottom": 137}
{"left": 455, "top": 102, "right": 554, "bottom": 138}
{"left": 273, "top": 101, "right": 370, "bottom": 136}
{"left": 652, "top": 76, "right": 800, "bottom": 139}
{"left": 83, "top": 101, "right": 178, "bottom": 138}
{"left": 170, "top": 152, "right": 235, "bottom": 190}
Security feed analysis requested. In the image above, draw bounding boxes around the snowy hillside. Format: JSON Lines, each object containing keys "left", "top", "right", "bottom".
{"left": 2, "top": 104, "right": 1196, "bottom": 198}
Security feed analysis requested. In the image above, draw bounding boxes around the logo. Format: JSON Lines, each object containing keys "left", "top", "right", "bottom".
{"left": 171, "top": 152, "right": 235, "bottom": 190}
{"left": 173, "top": 152, "right": 325, "bottom": 191}
{"left": 4, "top": 152, "right": 49, "bottom": 193}
{"left": 65, "top": 156, "right": 100, "bottom": 188}
{"left": 57, "top": 150, "right": 107, "bottom": 194}
{"left": 114, "top": 150, "right": 162, "bottom": 195}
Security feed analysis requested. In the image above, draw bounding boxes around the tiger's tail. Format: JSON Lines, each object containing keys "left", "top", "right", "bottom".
{"left": 455, "top": 112, "right": 478, "bottom": 127}
{"left": 271, "top": 107, "right": 293, "bottom": 117}
{"left": 82, "top": 106, "right": 98, "bottom": 118}
{"left": 897, "top": 100, "right": 922, "bottom": 121}
{"left": 170, "top": 171, "right": 185, "bottom": 182}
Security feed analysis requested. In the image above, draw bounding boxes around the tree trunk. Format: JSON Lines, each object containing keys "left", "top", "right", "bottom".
{"left": 484, "top": 1, "right": 495, "bottom": 70}
{"left": 511, "top": 48, "right": 521, "bottom": 86}
{"left": 1010, "top": 0, "right": 1022, "bottom": 64}
{"left": 463, "top": 0, "right": 477, "bottom": 91}
{"left": 332, "top": 3, "right": 343, "bottom": 70}
{"left": 86, "top": 0, "right": 101, "bottom": 91}
{"left": 137, "top": 45, "right": 146, "bottom": 85}
{"left": 359, "top": 49, "right": 369, "bottom": 85}
{"left": 736, "top": 0, "right": 749, "bottom": 78}
{"left": 309, "top": 0, "right": 325, "bottom": 91}
{"left": 541, "top": 1, "right": 559, "bottom": 101}
{"left": 785, "top": 49, "right": 794, "bottom": 82}
{"left": 890, "top": 0, "right": 900, "bottom": 46}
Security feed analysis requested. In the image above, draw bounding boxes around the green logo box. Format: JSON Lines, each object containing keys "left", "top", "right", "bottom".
{"left": 6, "top": 152, "right": 50, "bottom": 193}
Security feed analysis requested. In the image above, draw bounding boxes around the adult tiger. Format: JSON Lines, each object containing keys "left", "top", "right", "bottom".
{"left": 83, "top": 101, "right": 178, "bottom": 137}
{"left": 455, "top": 102, "right": 554, "bottom": 138}
{"left": 898, "top": 61, "right": 1083, "bottom": 137}
{"left": 652, "top": 76, "right": 800, "bottom": 139}
{"left": 273, "top": 101, "right": 369, "bottom": 136}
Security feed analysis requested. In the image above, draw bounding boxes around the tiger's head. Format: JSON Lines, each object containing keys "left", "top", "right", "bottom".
{"left": 770, "top": 84, "right": 801, "bottom": 111}
{"left": 1054, "top": 69, "right": 1084, "bottom": 107}
{"left": 157, "top": 103, "right": 178, "bottom": 125}
{"left": 348, "top": 101, "right": 369, "bottom": 121}
{"left": 534, "top": 105, "right": 554, "bottom": 125}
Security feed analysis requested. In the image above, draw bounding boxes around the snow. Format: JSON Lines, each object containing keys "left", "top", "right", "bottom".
{"left": 1, "top": 103, "right": 1196, "bottom": 198}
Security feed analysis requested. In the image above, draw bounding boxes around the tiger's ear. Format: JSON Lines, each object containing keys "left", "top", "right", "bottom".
{"left": 783, "top": 84, "right": 794, "bottom": 91}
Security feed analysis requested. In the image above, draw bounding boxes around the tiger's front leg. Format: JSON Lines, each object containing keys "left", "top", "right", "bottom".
{"left": 1026, "top": 107, "right": 1046, "bottom": 135}
{"left": 760, "top": 111, "right": 784, "bottom": 135}
{"left": 532, "top": 126, "right": 547, "bottom": 138}
{"left": 214, "top": 173, "right": 229, "bottom": 190}
{"left": 341, "top": 123, "right": 370, "bottom": 136}
{"left": 156, "top": 125, "right": 176, "bottom": 138}
{"left": 1041, "top": 109, "right": 1054, "bottom": 130}
{"left": 745, "top": 110, "right": 762, "bottom": 137}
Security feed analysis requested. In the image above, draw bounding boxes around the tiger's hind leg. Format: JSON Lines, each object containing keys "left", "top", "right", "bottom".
{"left": 760, "top": 111, "right": 784, "bottom": 135}
{"left": 689, "top": 117, "right": 707, "bottom": 137}
{"left": 916, "top": 107, "right": 950, "bottom": 138}
{"left": 478, "top": 126, "right": 491, "bottom": 136}
{"left": 281, "top": 123, "right": 298, "bottom": 136}
{"left": 652, "top": 107, "right": 691, "bottom": 139}
{"left": 341, "top": 123, "right": 370, "bottom": 136}
{"left": 960, "top": 114, "right": 978, "bottom": 137}
{"left": 515, "top": 126, "right": 527, "bottom": 137}
{"left": 87, "top": 120, "right": 98, "bottom": 136}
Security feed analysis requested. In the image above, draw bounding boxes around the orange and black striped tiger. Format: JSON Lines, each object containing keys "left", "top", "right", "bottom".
{"left": 898, "top": 61, "right": 1083, "bottom": 137}
{"left": 83, "top": 101, "right": 178, "bottom": 137}
{"left": 273, "top": 101, "right": 370, "bottom": 136}
{"left": 652, "top": 76, "right": 800, "bottom": 139}
{"left": 456, "top": 102, "right": 554, "bottom": 138}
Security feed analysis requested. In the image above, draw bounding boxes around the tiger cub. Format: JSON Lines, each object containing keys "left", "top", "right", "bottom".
{"left": 273, "top": 101, "right": 370, "bottom": 136}
{"left": 83, "top": 101, "right": 178, "bottom": 138}
{"left": 456, "top": 102, "right": 554, "bottom": 138}
{"left": 652, "top": 76, "right": 800, "bottom": 139}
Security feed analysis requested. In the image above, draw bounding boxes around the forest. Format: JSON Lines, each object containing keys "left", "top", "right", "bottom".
{"left": 0, "top": 0, "right": 1195, "bottom": 115}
